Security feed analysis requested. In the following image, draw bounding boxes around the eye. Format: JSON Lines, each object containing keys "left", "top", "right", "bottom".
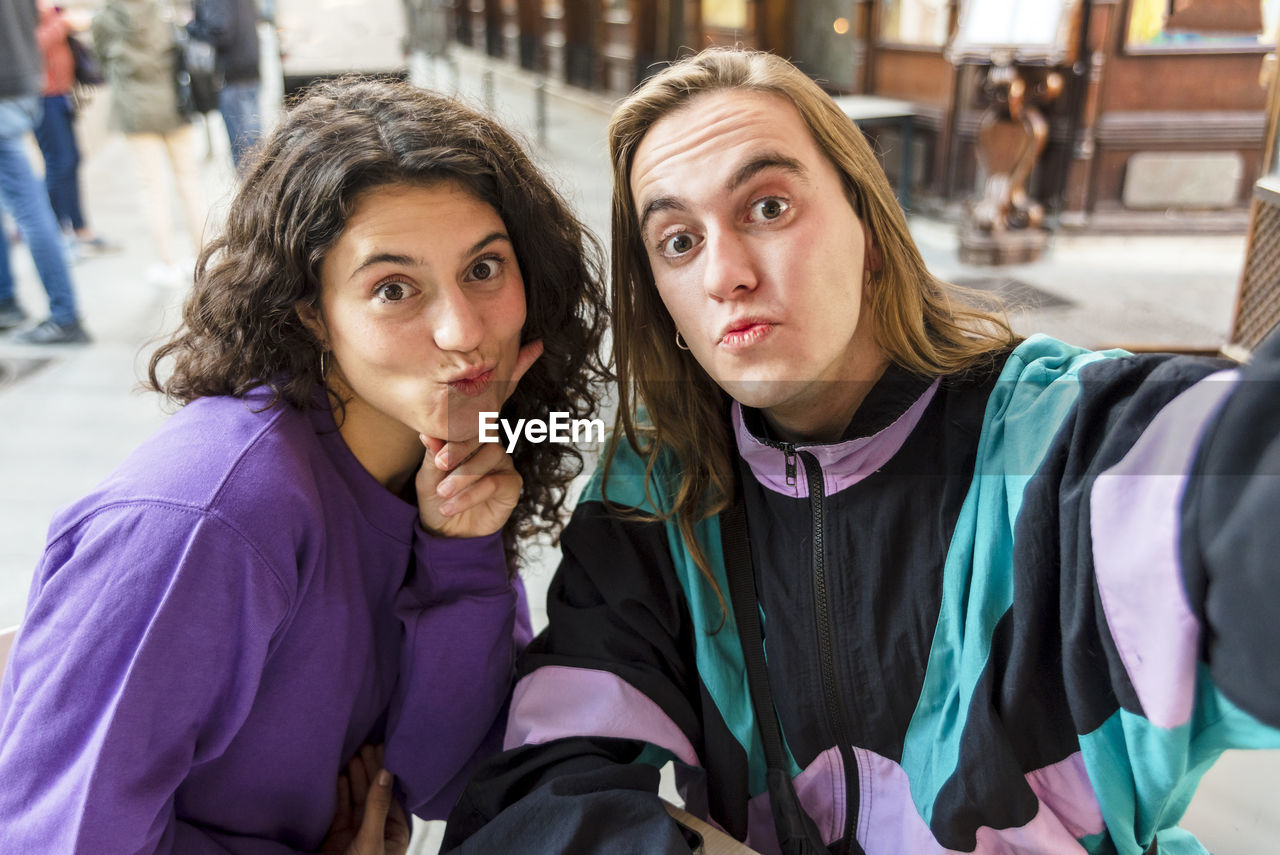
{"left": 374, "top": 279, "right": 414, "bottom": 302}
{"left": 466, "top": 257, "right": 502, "bottom": 281}
{"left": 659, "top": 232, "right": 702, "bottom": 258}
{"left": 748, "top": 197, "right": 790, "bottom": 222}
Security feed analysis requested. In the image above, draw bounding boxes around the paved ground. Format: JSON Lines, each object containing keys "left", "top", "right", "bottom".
{"left": 0, "top": 45, "right": 1274, "bottom": 853}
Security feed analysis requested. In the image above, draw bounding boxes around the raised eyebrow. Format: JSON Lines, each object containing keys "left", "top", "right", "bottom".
{"left": 465, "top": 231, "right": 511, "bottom": 258}
{"left": 638, "top": 196, "right": 688, "bottom": 244}
{"left": 348, "top": 232, "right": 510, "bottom": 281}
{"left": 349, "top": 252, "right": 419, "bottom": 281}
{"left": 727, "top": 153, "right": 808, "bottom": 193}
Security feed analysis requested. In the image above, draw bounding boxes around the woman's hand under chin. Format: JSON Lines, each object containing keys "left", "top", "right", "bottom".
{"left": 416, "top": 340, "right": 543, "bottom": 538}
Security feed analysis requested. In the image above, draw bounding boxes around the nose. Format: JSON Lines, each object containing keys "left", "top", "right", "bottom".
{"left": 703, "top": 227, "right": 759, "bottom": 302}
{"left": 432, "top": 285, "right": 485, "bottom": 353}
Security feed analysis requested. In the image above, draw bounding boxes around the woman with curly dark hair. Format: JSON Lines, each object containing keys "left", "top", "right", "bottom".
{"left": 0, "top": 77, "right": 609, "bottom": 854}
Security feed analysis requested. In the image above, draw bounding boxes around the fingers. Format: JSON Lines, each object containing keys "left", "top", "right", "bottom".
{"left": 439, "top": 468, "right": 521, "bottom": 520}
{"left": 326, "top": 745, "right": 395, "bottom": 855}
{"left": 362, "top": 744, "right": 382, "bottom": 782}
{"left": 385, "top": 798, "right": 412, "bottom": 851}
{"left": 503, "top": 338, "right": 544, "bottom": 403}
{"left": 421, "top": 434, "right": 446, "bottom": 459}
{"left": 351, "top": 769, "right": 395, "bottom": 855}
{"left": 331, "top": 772, "right": 352, "bottom": 832}
{"left": 434, "top": 443, "right": 514, "bottom": 505}
{"left": 347, "top": 743, "right": 381, "bottom": 815}
{"left": 347, "top": 755, "right": 369, "bottom": 814}
{"left": 426, "top": 434, "right": 484, "bottom": 473}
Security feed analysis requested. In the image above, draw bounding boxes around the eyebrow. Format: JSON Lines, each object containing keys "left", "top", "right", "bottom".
{"left": 347, "top": 231, "right": 510, "bottom": 280}
{"left": 727, "top": 153, "right": 807, "bottom": 192}
{"left": 637, "top": 151, "right": 809, "bottom": 241}
{"left": 465, "top": 231, "right": 511, "bottom": 257}
{"left": 637, "top": 197, "right": 688, "bottom": 244}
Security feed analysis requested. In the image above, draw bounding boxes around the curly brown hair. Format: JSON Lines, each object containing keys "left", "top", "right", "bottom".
{"left": 147, "top": 77, "right": 611, "bottom": 566}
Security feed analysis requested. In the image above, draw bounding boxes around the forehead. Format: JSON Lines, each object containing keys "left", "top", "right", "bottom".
{"left": 331, "top": 181, "right": 505, "bottom": 257}
{"left": 345, "top": 180, "right": 497, "bottom": 225}
{"left": 321, "top": 180, "right": 509, "bottom": 284}
{"left": 629, "top": 90, "right": 827, "bottom": 206}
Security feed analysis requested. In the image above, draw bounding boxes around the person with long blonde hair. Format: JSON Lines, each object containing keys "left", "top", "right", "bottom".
{"left": 443, "top": 48, "right": 1280, "bottom": 855}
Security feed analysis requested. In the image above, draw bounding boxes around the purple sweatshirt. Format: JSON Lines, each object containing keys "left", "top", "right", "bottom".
{"left": 0, "top": 389, "right": 529, "bottom": 853}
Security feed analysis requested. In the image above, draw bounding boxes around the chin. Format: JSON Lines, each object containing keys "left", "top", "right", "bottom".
{"left": 443, "top": 398, "right": 503, "bottom": 442}
{"left": 717, "top": 377, "right": 794, "bottom": 411}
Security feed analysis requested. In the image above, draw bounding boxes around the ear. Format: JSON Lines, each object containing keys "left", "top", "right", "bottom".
{"left": 295, "top": 300, "right": 328, "bottom": 347}
{"left": 861, "top": 221, "right": 883, "bottom": 274}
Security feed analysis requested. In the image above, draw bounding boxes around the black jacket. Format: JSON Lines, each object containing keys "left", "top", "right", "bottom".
{"left": 444, "top": 334, "right": 1280, "bottom": 854}
{"left": 188, "top": 0, "right": 259, "bottom": 83}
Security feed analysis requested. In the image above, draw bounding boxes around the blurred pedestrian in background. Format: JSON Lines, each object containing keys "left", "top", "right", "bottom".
{"left": 404, "top": 0, "right": 456, "bottom": 93}
{"left": 92, "top": 0, "right": 208, "bottom": 289}
{"left": 187, "top": 0, "right": 261, "bottom": 173}
{"left": 34, "top": 0, "right": 117, "bottom": 260}
{"left": 0, "top": 0, "right": 90, "bottom": 344}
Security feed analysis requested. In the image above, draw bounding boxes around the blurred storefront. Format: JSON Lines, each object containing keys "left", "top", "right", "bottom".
{"left": 444, "top": 0, "right": 1279, "bottom": 233}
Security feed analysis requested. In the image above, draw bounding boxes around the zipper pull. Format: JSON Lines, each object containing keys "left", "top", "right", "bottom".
{"left": 784, "top": 444, "right": 797, "bottom": 487}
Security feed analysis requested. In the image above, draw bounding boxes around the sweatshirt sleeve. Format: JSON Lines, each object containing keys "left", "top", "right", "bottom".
{"left": 0, "top": 502, "right": 297, "bottom": 854}
{"left": 383, "top": 529, "right": 524, "bottom": 819}
{"left": 441, "top": 499, "right": 704, "bottom": 854}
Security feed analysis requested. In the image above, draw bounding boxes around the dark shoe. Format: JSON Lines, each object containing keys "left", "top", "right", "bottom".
{"left": 74, "top": 235, "right": 123, "bottom": 259}
{"left": 0, "top": 300, "right": 28, "bottom": 331}
{"left": 13, "top": 318, "right": 91, "bottom": 344}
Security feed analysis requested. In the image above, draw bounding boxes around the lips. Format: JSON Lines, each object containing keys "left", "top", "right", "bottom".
{"left": 446, "top": 365, "right": 496, "bottom": 397}
{"left": 717, "top": 317, "right": 778, "bottom": 348}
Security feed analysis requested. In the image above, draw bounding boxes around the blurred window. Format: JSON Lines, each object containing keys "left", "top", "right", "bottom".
{"left": 703, "top": 0, "right": 748, "bottom": 30}
{"left": 881, "top": 0, "right": 951, "bottom": 46}
{"left": 1127, "top": 0, "right": 1280, "bottom": 52}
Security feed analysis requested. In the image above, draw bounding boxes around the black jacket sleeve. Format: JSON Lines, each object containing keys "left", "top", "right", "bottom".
{"left": 442, "top": 499, "right": 706, "bottom": 854}
{"left": 1180, "top": 326, "right": 1280, "bottom": 728}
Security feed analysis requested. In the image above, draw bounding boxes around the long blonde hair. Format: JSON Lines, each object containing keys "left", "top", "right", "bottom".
{"left": 605, "top": 48, "right": 1017, "bottom": 598}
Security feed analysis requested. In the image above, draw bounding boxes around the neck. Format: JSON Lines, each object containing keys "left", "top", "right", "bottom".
{"left": 326, "top": 381, "right": 424, "bottom": 495}
{"left": 763, "top": 352, "right": 891, "bottom": 444}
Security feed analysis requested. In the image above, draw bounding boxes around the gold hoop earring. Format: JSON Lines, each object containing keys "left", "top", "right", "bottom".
{"left": 319, "top": 350, "right": 328, "bottom": 378}
{"left": 675, "top": 330, "right": 690, "bottom": 351}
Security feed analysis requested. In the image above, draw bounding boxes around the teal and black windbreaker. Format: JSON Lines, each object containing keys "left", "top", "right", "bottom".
{"left": 445, "top": 334, "right": 1280, "bottom": 855}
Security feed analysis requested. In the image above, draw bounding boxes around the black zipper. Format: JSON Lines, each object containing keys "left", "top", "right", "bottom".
{"left": 798, "top": 449, "right": 863, "bottom": 855}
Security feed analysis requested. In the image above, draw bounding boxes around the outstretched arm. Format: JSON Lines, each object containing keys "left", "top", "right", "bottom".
{"left": 1179, "top": 327, "right": 1280, "bottom": 728}
{"left": 442, "top": 499, "right": 707, "bottom": 853}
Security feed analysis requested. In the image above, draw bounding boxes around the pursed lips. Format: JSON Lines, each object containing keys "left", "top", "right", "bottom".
{"left": 444, "top": 363, "right": 497, "bottom": 397}
{"left": 717, "top": 317, "right": 779, "bottom": 347}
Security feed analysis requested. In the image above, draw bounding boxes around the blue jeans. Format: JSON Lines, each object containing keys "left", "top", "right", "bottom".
{"left": 218, "top": 81, "right": 262, "bottom": 173}
{"left": 0, "top": 97, "right": 80, "bottom": 324}
{"left": 34, "top": 94, "right": 86, "bottom": 232}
